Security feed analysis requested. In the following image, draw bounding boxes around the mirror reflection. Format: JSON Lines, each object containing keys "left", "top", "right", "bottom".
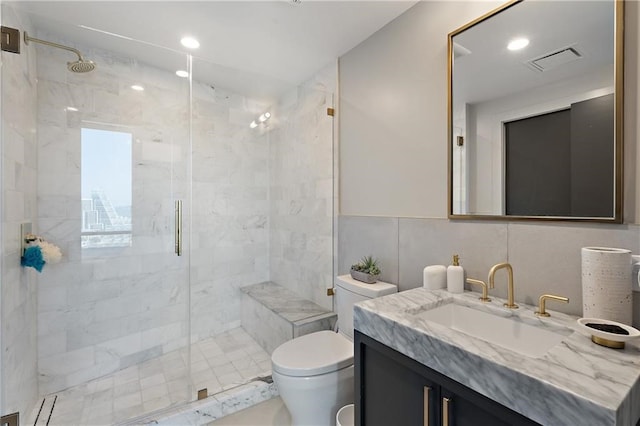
{"left": 449, "top": 0, "right": 622, "bottom": 222}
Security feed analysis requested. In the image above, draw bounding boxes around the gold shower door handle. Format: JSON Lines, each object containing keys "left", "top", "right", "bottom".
{"left": 423, "top": 386, "right": 431, "bottom": 425}
{"left": 175, "top": 200, "right": 182, "bottom": 256}
{"left": 442, "top": 397, "right": 451, "bottom": 426}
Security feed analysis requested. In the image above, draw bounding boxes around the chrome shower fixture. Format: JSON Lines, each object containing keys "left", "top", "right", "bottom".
{"left": 24, "top": 31, "right": 96, "bottom": 73}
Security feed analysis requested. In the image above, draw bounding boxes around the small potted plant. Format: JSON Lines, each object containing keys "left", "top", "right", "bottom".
{"left": 350, "top": 255, "right": 381, "bottom": 284}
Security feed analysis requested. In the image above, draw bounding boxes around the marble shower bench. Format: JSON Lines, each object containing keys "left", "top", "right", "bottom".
{"left": 240, "top": 281, "right": 336, "bottom": 353}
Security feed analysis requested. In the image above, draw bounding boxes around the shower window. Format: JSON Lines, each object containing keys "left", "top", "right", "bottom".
{"left": 80, "top": 128, "right": 133, "bottom": 249}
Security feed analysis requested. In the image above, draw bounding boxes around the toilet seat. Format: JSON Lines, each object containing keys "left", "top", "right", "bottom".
{"left": 272, "top": 330, "right": 353, "bottom": 377}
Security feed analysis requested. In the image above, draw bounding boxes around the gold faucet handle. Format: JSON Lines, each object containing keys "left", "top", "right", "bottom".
{"left": 466, "top": 278, "right": 491, "bottom": 302}
{"left": 535, "top": 294, "right": 569, "bottom": 317}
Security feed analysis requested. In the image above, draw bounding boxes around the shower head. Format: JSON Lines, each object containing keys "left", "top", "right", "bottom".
{"left": 67, "top": 59, "right": 96, "bottom": 73}
{"left": 24, "top": 31, "right": 96, "bottom": 73}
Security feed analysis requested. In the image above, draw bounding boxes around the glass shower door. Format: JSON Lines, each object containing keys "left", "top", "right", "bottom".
{"left": 40, "top": 36, "right": 192, "bottom": 425}
{"left": 1, "top": 7, "right": 193, "bottom": 424}
{"left": 1, "top": 4, "right": 41, "bottom": 424}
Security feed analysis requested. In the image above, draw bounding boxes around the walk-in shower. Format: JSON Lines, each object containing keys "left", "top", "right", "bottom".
{"left": 24, "top": 31, "right": 96, "bottom": 72}
{"left": 1, "top": 3, "right": 335, "bottom": 425}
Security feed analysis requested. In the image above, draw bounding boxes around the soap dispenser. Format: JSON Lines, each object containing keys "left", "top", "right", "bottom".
{"left": 447, "top": 254, "right": 464, "bottom": 294}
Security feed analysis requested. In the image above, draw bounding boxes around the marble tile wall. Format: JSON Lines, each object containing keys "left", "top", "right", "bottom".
{"left": 34, "top": 34, "right": 194, "bottom": 395}
{"left": 241, "top": 293, "right": 293, "bottom": 354}
{"left": 4, "top": 22, "right": 335, "bottom": 411}
{"left": 268, "top": 65, "right": 336, "bottom": 310}
{"left": 0, "top": 4, "right": 39, "bottom": 419}
{"left": 189, "top": 75, "right": 270, "bottom": 342}
{"left": 240, "top": 281, "right": 336, "bottom": 353}
{"left": 33, "top": 32, "right": 275, "bottom": 395}
{"left": 338, "top": 216, "right": 640, "bottom": 326}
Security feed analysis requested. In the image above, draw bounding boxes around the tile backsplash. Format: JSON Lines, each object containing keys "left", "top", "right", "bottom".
{"left": 338, "top": 216, "right": 640, "bottom": 326}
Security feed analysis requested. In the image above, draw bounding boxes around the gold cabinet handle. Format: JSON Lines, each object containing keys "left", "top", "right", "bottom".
{"left": 175, "top": 200, "right": 182, "bottom": 256}
{"left": 442, "top": 397, "right": 451, "bottom": 426}
{"left": 424, "top": 386, "right": 431, "bottom": 426}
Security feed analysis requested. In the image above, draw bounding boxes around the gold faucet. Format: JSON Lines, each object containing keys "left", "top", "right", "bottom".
{"left": 535, "top": 294, "right": 569, "bottom": 317}
{"left": 488, "top": 262, "right": 518, "bottom": 309}
{"left": 466, "top": 278, "right": 491, "bottom": 302}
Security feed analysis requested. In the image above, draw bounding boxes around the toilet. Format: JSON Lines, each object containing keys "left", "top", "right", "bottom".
{"left": 271, "top": 275, "right": 397, "bottom": 426}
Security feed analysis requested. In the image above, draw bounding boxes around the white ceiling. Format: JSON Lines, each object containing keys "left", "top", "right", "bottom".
{"left": 453, "top": 0, "right": 614, "bottom": 105}
{"left": 9, "top": 1, "right": 418, "bottom": 100}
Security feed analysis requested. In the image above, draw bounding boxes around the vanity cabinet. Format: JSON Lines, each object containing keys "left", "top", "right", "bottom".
{"left": 354, "top": 331, "right": 540, "bottom": 426}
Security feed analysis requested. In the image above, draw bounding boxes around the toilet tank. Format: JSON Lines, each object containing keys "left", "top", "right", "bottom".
{"left": 335, "top": 275, "right": 397, "bottom": 340}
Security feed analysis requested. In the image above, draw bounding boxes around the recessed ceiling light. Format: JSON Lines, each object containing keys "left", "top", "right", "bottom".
{"left": 66, "top": 106, "right": 79, "bottom": 112}
{"left": 180, "top": 36, "right": 200, "bottom": 49}
{"left": 131, "top": 85, "right": 145, "bottom": 91}
{"left": 176, "top": 70, "right": 189, "bottom": 78}
{"left": 249, "top": 121, "right": 258, "bottom": 129}
{"left": 507, "top": 38, "right": 529, "bottom": 51}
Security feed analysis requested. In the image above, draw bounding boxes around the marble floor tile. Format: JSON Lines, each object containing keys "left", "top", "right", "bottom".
{"left": 189, "top": 348, "right": 207, "bottom": 364}
{"left": 114, "top": 379, "right": 141, "bottom": 396}
{"left": 89, "top": 388, "right": 114, "bottom": 405}
{"left": 143, "top": 395, "right": 172, "bottom": 413}
{"left": 213, "top": 362, "right": 237, "bottom": 376}
{"left": 165, "top": 366, "right": 189, "bottom": 381}
{"left": 141, "top": 383, "right": 169, "bottom": 402}
{"left": 114, "top": 392, "right": 143, "bottom": 411}
{"left": 90, "top": 413, "right": 115, "bottom": 425}
{"left": 219, "top": 372, "right": 244, "bottom": 388}
{"left": 140, "top": 372, "right": 166, "bottom": 389}
{"left": 113, "top": 366, "right": 139, "bottom": 386}
{"left": 92, "top": 376, "right": 115, "bottom": 393}
{"left": 28, "top": 327, "right": 272, "bottom": 426}
{"left": 192, "top": 359, "right": 213, "bottom": 374}
{"left": 84, "top": 400, "right": 112, "bottom": 418}
{"left": 208, "top": 354, "right": 233, "bottom": 367}
{"left": 140, "top": 364, "right": 165, "bottom": 380}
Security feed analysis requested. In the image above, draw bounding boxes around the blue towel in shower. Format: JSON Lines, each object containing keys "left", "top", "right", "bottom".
{"left": 21, "top": 246, "right": 45, "bottom": 272}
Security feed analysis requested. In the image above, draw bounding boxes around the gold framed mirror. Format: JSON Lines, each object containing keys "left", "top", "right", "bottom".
{"left": 447, "top": 0, "right": 623, "bottom": 223}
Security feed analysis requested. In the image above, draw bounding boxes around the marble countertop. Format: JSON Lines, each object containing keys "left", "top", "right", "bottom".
{"left": 354, "top": 288, "right": 640, "bottom": 426}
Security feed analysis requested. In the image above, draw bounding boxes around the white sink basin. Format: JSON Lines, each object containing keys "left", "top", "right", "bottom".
{"left": 417, "top": 302, "right": 568, "bottom": 358}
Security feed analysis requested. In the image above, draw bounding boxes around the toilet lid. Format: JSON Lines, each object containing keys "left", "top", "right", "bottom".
{"left": 271, "top": 330, "right": 353, "bottom": 377}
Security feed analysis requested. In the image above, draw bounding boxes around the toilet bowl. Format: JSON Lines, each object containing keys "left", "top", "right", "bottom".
{"left": 272, "top": 331, "right": 354, "bottom": 426}
{"left": 271, "top": 275, "right": 397, "bottom": 426}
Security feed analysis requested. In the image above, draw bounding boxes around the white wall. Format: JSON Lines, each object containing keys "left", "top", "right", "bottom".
{"left": 339, "top": 1, "right": 503, "bottom": 218}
